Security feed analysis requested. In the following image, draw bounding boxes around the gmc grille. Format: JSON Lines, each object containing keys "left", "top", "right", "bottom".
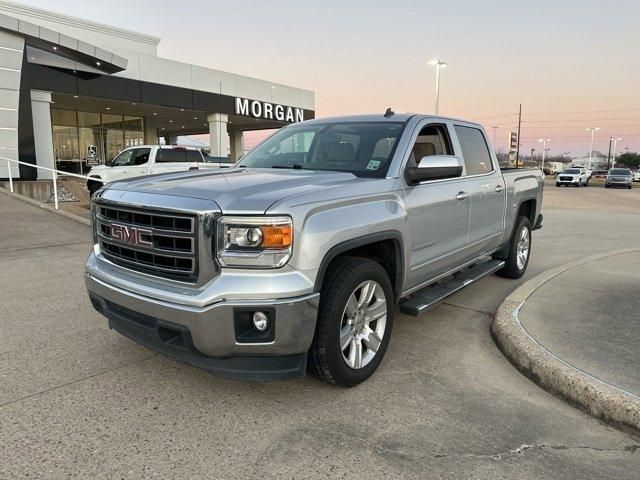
{"left": 95, "top": 204, "right": 198, "bottom": 282}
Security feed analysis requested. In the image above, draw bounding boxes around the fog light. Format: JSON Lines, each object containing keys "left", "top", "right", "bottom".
{"left": 252, "top": 311, "right": 269, "bottom": 331}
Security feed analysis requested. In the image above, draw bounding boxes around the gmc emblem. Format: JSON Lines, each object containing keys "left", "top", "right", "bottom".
{"left": 109, "top": 223, "right": 153, "bottom": 248}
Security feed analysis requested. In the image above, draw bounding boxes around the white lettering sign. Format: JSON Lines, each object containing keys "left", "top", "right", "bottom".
{"left": 234, "top": 97, "right": 304, "bottom": 123}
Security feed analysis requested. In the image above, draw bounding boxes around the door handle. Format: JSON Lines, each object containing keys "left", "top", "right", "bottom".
{"left": 456, "top": 191, "right": 469, "bottom": 201}
{"left": 495, "top": 185, "right": 505, "bottom": 193}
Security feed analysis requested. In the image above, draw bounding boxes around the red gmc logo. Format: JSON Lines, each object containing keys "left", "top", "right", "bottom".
{"left": 109, "top": 223, "right": 153, "bottom": 248}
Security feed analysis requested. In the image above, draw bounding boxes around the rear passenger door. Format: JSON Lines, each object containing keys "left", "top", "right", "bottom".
{"left": 454, "top": 125, "right": 505, "bottom": 257}
{"left": 150, "top": 147, "right": 189, "bottom": 175}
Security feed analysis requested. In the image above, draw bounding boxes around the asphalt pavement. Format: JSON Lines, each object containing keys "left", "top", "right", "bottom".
{"left": 1, "top": 182, "right": 640, "bottom": 479}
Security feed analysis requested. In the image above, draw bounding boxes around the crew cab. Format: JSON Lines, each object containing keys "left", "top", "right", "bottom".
{"left": 86, "top": 145, "right": 231, "bottom": 196}
{"left": 85, "top": 113, "right": 544, "bottom": 387}
{"left": 556, "top": 167, "right": 590, "bottom": 187}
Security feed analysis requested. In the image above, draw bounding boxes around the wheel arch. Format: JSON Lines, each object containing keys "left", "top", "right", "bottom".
{"left": 313, "top": 231, "right": 405, "bottom": 302}
{"left": 494, "top": 197, "right": 536, "bottom": 259}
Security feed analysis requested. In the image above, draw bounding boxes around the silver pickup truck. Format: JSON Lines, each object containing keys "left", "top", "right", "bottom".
{"left": 85, "top": 113, "right": 543, "bottom": 386}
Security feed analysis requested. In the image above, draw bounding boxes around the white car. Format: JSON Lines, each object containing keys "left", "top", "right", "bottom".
{"left": 87, "top": 145, "right": 232, "bottom": 196}
{"left": 633, "top": 170, "right": 640, "bottom": 182}
{"left": 556, "top": 167, "right": 590, "bottom": 187}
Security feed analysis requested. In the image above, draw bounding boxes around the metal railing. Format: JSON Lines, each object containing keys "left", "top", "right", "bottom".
{"left": 2, "top": 157, "right": 104, "bottom": 210}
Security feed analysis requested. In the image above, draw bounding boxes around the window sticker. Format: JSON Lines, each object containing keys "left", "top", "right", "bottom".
{"left": 366, "top": 159, "right": 381, "bottom": 170}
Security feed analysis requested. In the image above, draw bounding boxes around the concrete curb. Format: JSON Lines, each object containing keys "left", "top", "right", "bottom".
{"left": 0, "top": 186, "right": 90, "bottom": 227}
{"left": 492, "top": 248, "right": 640, "bottom": 436}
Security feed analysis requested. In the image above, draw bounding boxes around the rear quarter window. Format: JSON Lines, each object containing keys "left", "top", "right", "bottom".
{"left": 454, "top": 126, "right": 493, "bottom": 176}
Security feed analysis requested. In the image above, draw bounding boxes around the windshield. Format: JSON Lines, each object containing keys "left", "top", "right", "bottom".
{"left": 237, "top": 122, "right": 406, "bottom": 177}
{"left": 610, "top": 169, "right": 631, "bottom": 175}
{"left": 564, "top": 169, "right": 580, "bottom": 174}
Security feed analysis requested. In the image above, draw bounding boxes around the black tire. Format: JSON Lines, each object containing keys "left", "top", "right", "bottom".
{"left": 575, "top": 182, "right": 580, "bottom": 187}
{"left": 496, "top": 216, "right": 531, "bottom": 279}
{"left": 88, "top": 180, "right": 102, "bottom": 197}
{"left": 605, "top": 184, "right": 610, "bottom": 189}
{"left": 308, "top": 256, "right": 394, "bottom": 387}
{"left": 556, "top": 182, "right": 560, "bottom": 187}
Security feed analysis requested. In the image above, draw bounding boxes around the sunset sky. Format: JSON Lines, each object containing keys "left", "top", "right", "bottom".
{"left": 22, "top": 0, "right": 640, "bottom": 156}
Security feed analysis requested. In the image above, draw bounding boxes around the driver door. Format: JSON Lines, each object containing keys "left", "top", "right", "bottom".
{"left": 403, "top": 122, "right": 471, "bottom": 291}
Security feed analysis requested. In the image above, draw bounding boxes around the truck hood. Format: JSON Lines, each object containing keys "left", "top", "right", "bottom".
{"left": 105, "top": 168, "right": 361, "bottom": 213}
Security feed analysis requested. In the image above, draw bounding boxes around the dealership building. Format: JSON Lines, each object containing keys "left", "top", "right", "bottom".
{"left": 0, "top": 1, "right": 314, "bottom": 180}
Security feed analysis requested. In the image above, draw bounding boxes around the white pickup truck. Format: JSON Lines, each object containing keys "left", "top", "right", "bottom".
{"left": 87, "top": 145, "right": 232, "bottom": 196}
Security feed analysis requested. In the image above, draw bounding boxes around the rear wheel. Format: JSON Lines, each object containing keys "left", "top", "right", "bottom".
{"left": 496, "top": 216, "right": 531, "bottom": 279}
{"left": 308, "top": 256, "right": 394, "bottom": 387}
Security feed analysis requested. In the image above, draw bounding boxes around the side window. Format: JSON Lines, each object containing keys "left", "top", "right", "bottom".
{"left": 454, "top": 126, "right": 493, "bottom": 175}
{"left": 408, "top": 124, "right": 452, "bottom": 168}
{"left": 132, "top": 148, "right": 151, "bottom": 166}
{"left": 186, "top": 150, "right": 203, "bottom": 162}
{"left": 112, "top": 149, "right": 134, "bottom": 166}
{"left": 157, "top": 149, "right": 187, "bottom": 163}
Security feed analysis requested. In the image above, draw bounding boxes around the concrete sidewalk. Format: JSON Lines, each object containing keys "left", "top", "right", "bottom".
{"left": 521, "top": 251, "right": 640, "bottom": 398}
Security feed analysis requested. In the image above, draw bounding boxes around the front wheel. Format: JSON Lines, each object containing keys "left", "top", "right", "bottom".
{"left": 496, "top": 216, "right": 531, "bottom": 279}
{"left": 308, "top": 256, "right": 394, "bottom": 387}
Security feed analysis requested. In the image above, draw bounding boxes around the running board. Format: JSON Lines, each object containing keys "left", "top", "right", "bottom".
{"left": 399, "top": 260, "right": 505, "bottom": 316}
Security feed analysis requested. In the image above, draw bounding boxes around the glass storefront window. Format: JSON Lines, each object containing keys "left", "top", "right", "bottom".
{"left": 124, "top": 116, "right": 144, "bottom": 148}
{"left": 78, "top": 111, "right": 102, "bottom": 174}
{"left": 51, "top": 108, "right": 144, "bottom": 174}
{"left": 102, "top": 113, "right": 124, "bottom": 163}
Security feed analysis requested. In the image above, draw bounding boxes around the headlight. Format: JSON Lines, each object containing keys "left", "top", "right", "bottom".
{"left": 216, "top": 216, "right": 293, "bottom": 268}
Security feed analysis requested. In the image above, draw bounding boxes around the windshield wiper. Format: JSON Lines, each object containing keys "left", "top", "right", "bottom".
{"left": 272, "top": 164, "right": 305, "bottom": 170}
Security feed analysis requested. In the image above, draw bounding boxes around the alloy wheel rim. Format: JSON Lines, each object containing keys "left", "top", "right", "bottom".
{"left": 339, "top": 280, "right": 387, "bottom": 369}
{"left": 516, "top": 226, "right": 530, "bottom": 270}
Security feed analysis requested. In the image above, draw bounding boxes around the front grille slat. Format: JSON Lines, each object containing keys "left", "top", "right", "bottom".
{"left": 96, "top": 204, "right": 198, "bottom": 282}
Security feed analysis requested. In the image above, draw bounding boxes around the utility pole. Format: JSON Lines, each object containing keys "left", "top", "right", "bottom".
{"left": 530, "top": 148, "right": 535, "bottom": 162}
{"left": 515, "top": 104, "right": 522, "bottom": 167}
{"left": 607, "top": 137, "right": 613, "bottom": 170}
{"left": 492, "top": 126, "right": 498, "bottom": 145}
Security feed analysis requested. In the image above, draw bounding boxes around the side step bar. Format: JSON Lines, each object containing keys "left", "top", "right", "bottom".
{"left": 399, "top": 259, "right": 505, "bottom": 316}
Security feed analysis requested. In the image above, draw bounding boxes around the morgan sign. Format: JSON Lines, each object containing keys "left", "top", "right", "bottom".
{"left": 235, "top": 97, "right": 304, "bottom": 123}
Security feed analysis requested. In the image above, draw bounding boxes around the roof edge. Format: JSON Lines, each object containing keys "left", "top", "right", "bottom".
{"left": 0, "top": 0, "right": 161, "bottom": 46}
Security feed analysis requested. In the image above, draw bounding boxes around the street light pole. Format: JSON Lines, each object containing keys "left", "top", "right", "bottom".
{"left": 538, "top": 138, "right": 550, "bottom": 172}
{"left": 429, "top": 59, "right": 447, "bottom": 115}
{"left": 586, "top": 127, "right": 600, "bottom": 170}
{"left": 612, "top": 137, "right": 622, "bottom": 168}
{"left": 492, "top": 126, "right": 498, "bottom": 145}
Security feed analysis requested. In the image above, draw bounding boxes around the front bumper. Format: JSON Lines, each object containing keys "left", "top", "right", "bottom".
{"left": 85, "top": 269, "right": 320, "bottom": 381}
{"left": 605, "top": 180, "right": 632, "bottom": 187}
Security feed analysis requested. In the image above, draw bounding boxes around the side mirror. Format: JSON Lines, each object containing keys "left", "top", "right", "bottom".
{"left": 406, "top": 155, "right": 463, "bottom": 184}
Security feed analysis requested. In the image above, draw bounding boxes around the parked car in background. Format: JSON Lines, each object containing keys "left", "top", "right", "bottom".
{"left": 556, "top": 167, "right": 590, "bottom": 187}
{"left": 633, "top": 170, "right": 640, "bottom": 182}
{"left": 86, "top": 146, "right": 227, "bottom": 196}
{"left": 85, "top": 113, "right": 544, "bottom": 386}
{"left": 605, "top": 168, "right": 633, "bottom": 189}
{"left": 592, "top": 169, "right": 609, "bottom": 179}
